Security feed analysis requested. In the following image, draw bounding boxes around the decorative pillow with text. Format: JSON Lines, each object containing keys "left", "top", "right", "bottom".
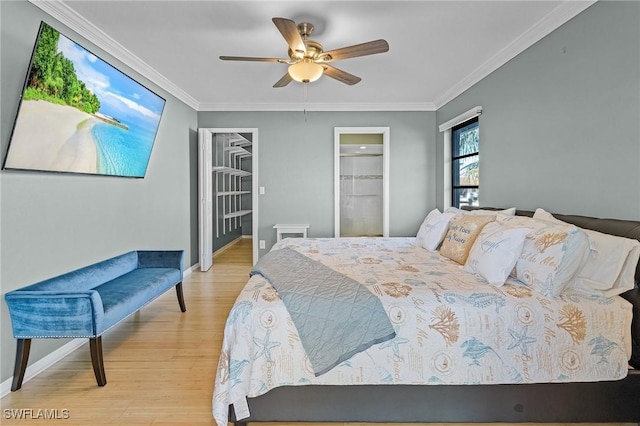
{"left": 440, "top": 214, "right": 495, "bottom": 264}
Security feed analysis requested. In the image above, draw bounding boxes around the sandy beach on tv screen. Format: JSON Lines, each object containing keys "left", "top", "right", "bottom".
{"left": 5, "top": 100, "right": 98, "bottom": 174}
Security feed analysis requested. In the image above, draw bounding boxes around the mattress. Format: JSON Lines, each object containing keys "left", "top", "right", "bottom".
{"left": 213, "top": 237, "right": 633, "bottom": 426}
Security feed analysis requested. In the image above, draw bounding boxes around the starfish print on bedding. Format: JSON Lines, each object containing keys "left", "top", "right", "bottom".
{"left": 253, "top": 329, "right": 281, "bottom": 362}
{"left": 379, "top": 328, "right": 410, "bottom": 358}
{"left": 507, "top": 325, "right": 537, "bottom": 357}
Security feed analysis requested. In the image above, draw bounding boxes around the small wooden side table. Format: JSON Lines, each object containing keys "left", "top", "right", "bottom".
{"left": 273, "top": 224, "right": 310, "bottom": 242}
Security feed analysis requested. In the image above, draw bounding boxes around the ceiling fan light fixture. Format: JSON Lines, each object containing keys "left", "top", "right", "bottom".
{"left": 288, "top": 60, "right": 323, "bottom": 83}
{"left": 221, "top": 17, "right": 388, "bottom": 87}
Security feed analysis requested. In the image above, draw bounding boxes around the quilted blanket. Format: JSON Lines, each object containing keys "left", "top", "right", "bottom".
{"left": 250, "top": 247, "right": 396, "bottom": 376}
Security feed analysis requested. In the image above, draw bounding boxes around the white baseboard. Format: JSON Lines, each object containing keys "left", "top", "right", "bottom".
{"left": 185, "top": 262, "right": 199, "bottom": 275}
{"left": 213, "top": 237, "right": 243, "bottom": 257}
{"left": 0, "top": 268, "right": 196, "bottom": 398}
{"left": 0, "top": 337, "right": 87, "bottom": 398}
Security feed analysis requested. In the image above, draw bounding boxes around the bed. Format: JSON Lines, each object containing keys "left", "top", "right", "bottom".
{"left": 213, "top": 208, "right": 640, "bottom": 425}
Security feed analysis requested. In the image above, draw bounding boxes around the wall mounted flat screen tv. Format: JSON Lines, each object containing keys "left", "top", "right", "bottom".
{"left": 2, "top": 21, "right": 166, "bottom": 178}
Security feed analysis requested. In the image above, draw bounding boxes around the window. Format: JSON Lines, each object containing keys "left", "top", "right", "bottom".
{"left": 451, "top": 117, "right": 479, "bottom": 208}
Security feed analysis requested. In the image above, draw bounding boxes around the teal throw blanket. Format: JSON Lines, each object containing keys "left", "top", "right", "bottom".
{"left": 250, "top": 247, "right": 396, "bottom": 376}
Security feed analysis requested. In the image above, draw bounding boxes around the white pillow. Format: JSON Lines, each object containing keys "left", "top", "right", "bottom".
{"left": 415, "top": 209, "right": 456, "bottom": 251}
{"left": 534, "top": 208, "right": 640, "bottom": 297}
{"left": 464, "top": 222, "right": 529, "bottom": 286}
{"left": 573, "top": 229, "right": 640, "bottom": 297}
{"left": 532, "top": 207, "right": 558, "bottom": 223}
{"left": 498, "top": 215, "right": 590, "bottom": 297}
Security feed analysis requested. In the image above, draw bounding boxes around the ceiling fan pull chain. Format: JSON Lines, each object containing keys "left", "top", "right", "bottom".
{"left": 303, "top": 82, "right": 308, "bottom": 122}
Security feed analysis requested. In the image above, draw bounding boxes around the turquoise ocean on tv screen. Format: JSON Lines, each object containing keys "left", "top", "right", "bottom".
{"left": 91, "top": 119, "right": 156, "bottom": 177}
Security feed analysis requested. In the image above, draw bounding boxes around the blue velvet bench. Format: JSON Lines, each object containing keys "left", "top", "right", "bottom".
{"left": 4, "top": 250, "right": 185, "bottom": 391}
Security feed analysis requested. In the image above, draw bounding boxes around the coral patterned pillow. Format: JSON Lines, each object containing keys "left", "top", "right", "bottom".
{"left": 440, "top": 214, "right": 495, "bottom": 264}
{"left": 499, "top": 215, "right": 589, "bottom": 297}
{"left": 533, "top": 208, "right": 638, "bottom": 297}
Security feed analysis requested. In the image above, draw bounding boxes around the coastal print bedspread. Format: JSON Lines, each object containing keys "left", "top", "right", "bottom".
{"left": 213, "top": 237, "right": 633, "bottom": 426}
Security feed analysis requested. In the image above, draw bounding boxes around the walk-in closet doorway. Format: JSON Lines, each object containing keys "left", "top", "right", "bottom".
{"left": 198, "top": 128, "right": 258, "bottom": 271}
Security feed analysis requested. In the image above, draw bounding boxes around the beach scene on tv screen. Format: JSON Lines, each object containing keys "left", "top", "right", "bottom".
{"left": 4, "top": 22, "right": 165, "bottom": 177}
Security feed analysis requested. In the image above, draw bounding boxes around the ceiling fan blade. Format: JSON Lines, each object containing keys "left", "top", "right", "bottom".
{"left": 272, "top": 17, "right": 306, "bottom": 55}
{"left": 320, "top": 39, "right": 389, "bottom": 62}
{"left": 273, "top": 73, "right": 293, "bottom": 88}
{"left": 219, "top": 56, "right": 286, "bottom": 63}
{"left": 322, "top": 65, "right": 361, "bottom": 85}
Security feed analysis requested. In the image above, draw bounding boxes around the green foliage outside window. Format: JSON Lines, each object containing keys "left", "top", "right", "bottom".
{"left": 459, "top": 126, "right": 479, "bottom": 184}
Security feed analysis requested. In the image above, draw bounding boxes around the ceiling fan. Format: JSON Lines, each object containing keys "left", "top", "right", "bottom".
{"left": 220, "top": 17, "right": 389, "bottom": 88}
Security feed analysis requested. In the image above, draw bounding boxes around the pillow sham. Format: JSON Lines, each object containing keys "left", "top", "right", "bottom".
{"left": 533, "top": 208, "right": 640, "bottom": 297}
{"left": 440, "top": 214, "right": 495, "bottom": 264}
{"left": 464, "top": 222, "right": 529, "bottom": 286}
{"left": 573, "top": 231, "right": 640, "bottom": 297}
{"left": 499, "top": 215, "right": 590, "bottom": 297}
{"left": 415, "top": 209, "right": 456, "bottom": 251}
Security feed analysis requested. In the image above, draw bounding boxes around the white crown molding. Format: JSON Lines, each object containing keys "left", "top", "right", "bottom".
{"left": 28, "top": 0, "right": 594, "bottom": 113}
{"left": 198, "top": 101, "right": 437, "bottom": 112}
{"left": 28, "top": 0, "right": 200, "bottom": 110}
{"left": 433, "top": 0, "right": 597, "bottom": 109}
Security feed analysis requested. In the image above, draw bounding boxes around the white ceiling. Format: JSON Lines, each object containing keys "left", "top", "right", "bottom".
{"left": 32, "top": 0, "right": 596, "bottom": 111}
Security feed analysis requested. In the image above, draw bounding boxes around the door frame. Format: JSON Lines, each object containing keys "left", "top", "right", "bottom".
{"left": 198, "top": 128, "right": 259, "bottom": 270}
{"left": 334, "top": 127, "right": 390, "bottom": 238}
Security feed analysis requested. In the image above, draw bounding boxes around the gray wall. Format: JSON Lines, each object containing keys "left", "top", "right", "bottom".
{"left": 0, "top": 0, "right": 197, "bottom": 383}
{"left": 436, "top": 1, "right": 640, "bottom": 220}
{"left": 4, "top": 0, "right": 636, "bottom": 390}
{"left": 198, "top": 111, "right": 436, "bottom": 254}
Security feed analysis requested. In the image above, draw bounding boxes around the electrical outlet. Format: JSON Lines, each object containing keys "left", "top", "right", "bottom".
{"left": 259, "top": 240, "right": 266, "bottom": 249}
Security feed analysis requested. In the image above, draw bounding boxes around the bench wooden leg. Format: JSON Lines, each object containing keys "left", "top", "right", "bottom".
{"left": 89, "top": 336, "right": 107, "bottom": 386}
{"left": 11, "top": 338, "right": 31, "bottom": 391}
{"left": 176, "top": 282, "right": 186, "bottom": 312}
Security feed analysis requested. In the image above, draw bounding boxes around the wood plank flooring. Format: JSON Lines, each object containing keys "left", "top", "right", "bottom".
{"left": 0, "top": 237, "right": 633, "bottom": 425}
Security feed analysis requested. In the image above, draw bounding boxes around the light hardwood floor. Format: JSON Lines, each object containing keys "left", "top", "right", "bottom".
{"left": 0, "top": 238, "right": 633, "bottom": 425}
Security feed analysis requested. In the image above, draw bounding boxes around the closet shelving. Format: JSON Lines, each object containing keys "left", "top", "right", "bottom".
{"left": 213, "top": 133, "right": 252, "bottom": 238}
